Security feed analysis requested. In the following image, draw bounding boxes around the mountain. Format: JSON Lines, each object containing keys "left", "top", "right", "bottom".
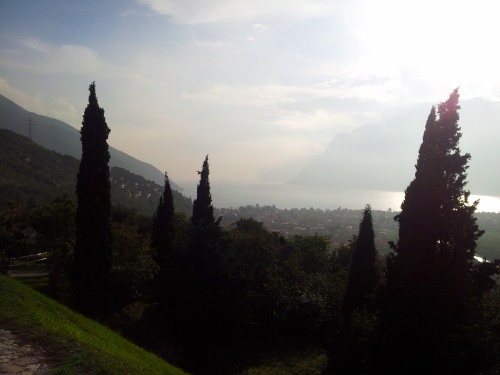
{"left": 0, "top": 94, "right": 181, "bottom": 190}
{"left": 0, "top": 129, "right": 192, "bottom": 216}
{"left": 291, "top": 98, "right": 500, "bottom": 197}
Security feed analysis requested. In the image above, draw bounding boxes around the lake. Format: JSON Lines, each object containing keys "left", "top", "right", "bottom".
{"left": 177, "top": 181, "right": 500, "bottom": 213}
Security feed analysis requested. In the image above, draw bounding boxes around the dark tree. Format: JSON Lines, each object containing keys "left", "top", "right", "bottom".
{"left": 163, "top": 154, "right": 225, "bottom": 368}
{"left": 151, "top": 172, "right": 175, "bottom": 270}
{"left": 72, "top": 82, "right": 112, "bottom": 305}
{"left": 342, "top": 204, "right": 378, "bottom": 324}
{"left": 377, "top": 89, "right": 485, "bottom": 374}
{"left": 191, "top": 155, "right": 216, "bottom": 227}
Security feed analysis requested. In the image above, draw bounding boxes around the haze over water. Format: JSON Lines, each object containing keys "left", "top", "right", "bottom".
{"left": 179, "top": 181, "right": 500, "bottom": 213}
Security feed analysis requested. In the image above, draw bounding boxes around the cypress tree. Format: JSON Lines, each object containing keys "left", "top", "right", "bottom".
{"left": 151, "top": 172, "right": 175, "bottom": 270}
{"left": 378, "top": 89, "right": 484, "bottom": 373}
{"left": 172, "top": 155, "right": 224, "bottom": 349}
{"left": 72, "top": 82, "right": 112, "bottom": 305}
{"left": 342, "top": 204, "right": 378, "bottom": 324}
{"left": 192, "top": 155, "right": 216, "bottom": 227}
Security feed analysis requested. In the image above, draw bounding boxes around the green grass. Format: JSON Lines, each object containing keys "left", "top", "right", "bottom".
{"left": 0, "top": 274, "right": 188, "bottom": 375}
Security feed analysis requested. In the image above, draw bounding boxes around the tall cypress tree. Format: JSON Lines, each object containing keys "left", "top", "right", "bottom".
{"left": 377, "top": 89, "right": 484, "bottom": 373}
{"left": 173, "top": 155, "right": 223, "bottom": 348}
{"left": 342, "top": 204, "right": 378, "bottom": 324}
{"left": 72, "top": 82, "right": 112, "bottom": 305}
{"left": 192, "top": 155, "right": 215, "bottom": 227}
{"left": 151, "top": 172, "right": 175, "bottom": 270}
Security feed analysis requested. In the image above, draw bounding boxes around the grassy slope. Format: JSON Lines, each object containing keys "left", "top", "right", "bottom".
{"left": 0, "top": 274, "right": 188, "bottom": 375}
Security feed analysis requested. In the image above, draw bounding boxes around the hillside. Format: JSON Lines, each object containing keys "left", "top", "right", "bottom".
{"left": 292, "top": 98, "right": 500, "bottom": 196}
{"left": 0, "top": 129, "right": 192, "bottom": 216}
{"left": 0, "top": 274, "right": 187, "bottom": 374}
{"left": 0, "top": 94, "right": 181, "bottom": 189}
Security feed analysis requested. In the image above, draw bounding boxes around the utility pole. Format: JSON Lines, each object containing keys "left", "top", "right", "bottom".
{"left": 26, "top": 118, "right": 34, "bottom": 141}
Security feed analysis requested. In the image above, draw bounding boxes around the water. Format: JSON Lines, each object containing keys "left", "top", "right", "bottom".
{"left": 178, "top": 181, "right": 500, "bottom": 213}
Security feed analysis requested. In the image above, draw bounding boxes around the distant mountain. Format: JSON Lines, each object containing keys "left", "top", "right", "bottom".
{"left": 291, "top": 98, "right": 500, "bottom": 197}
{"left": 0, "top": 129, "right": 192, "bottom": 216}
{"left": 0, "top": 94, "right": 181, "bottom": 190}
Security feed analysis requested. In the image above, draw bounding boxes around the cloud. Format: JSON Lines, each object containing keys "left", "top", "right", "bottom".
{"left": 137, "top": 0, "right": 345, "bottom": 23}
{"left": 0, "top": 77, "right": 81, "bottom": 127}
{"left": 274, "top": 109, "right": 355, "bottom": 131}
{"left": 47, "top": 98, "right": 80, "bottom": 126}
{"left": 0, "top": 37, "right": 103, "bottom": 76}
{"left": 0, "top": 77, "right": 45, "bottom": 113}
{"left": 253, "top": 23, "right": 266, "bottom": 33}
{"left": 192, "top": 34, "right": 225, "bottom": 48}
{"left": 20, "top": 37, "right": 49, "bottom": 53}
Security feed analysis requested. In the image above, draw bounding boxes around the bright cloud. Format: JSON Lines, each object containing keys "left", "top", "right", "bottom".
{"left": 137, "top": 0, "right": 343, "bottom": 23}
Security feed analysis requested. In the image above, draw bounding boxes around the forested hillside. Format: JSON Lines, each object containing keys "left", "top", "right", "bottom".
{"left": 0, "top": 129, "right": 191, "bottom": 216}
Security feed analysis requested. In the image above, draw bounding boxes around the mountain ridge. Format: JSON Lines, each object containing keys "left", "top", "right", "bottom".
{"left": 291, "top": 98, "right": 500, "bottom": 196}
{"left": 0, "top": 94, "right": 180, "bottom": 190}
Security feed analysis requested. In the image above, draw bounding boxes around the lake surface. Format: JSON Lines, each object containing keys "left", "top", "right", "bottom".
{"left": 178, "top": 181, "right": 500, "bottom": 213}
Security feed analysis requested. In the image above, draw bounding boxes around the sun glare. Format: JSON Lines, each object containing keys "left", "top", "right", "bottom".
{"left": 351, "top": 0, "right": 500, "bottom": 98}
{"left": 471, "top": 195, "right": 500, "bottom": 213}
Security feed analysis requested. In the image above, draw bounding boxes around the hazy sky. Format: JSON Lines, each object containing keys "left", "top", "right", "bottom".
{"left": 1, "top": 0, "right": 500, "bottom": 183}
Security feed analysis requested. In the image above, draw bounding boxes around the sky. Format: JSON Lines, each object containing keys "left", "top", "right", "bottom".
{"left": 1, "top": 0, "right": 500, "bottom": 183}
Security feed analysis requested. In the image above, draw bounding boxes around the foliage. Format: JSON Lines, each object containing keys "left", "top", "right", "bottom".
{"left": 110, "top": 166, "right": 192, "bottom": 217}
{"left": 216, "top": 219, "right": 337, "bottom": 340}
{"left": 162, "top": 155, "right": 225, "bottom": 354}
{"left": 151, "top": 173, "right": 175, "bottom": 272}
{"left": 268, "top": 234, "right": 334, "bottom": 336}
{"left": 191, "top": 155, "right": 218, "bottom": 228}
{"left": 342, "top": 204, "right": 378, "bottom": 323}
{"left": 73, "top": 82, "right": 113, "bottom": 305}
{"left": 111, "top": 221, "right": 158, "bottom": 303}
{"left": 0, "top": 129, "right": 78, "bottom": 211}
{"left": 377, "top": 89, "right": 492, "bottom": 374}
{"left": 477, "top": 287, "right": 500, "bottom": 373}
{"left": 0, "top": 203, "right": 35, "bottom": 273}
{"left": 221, "top": 218, "right": 285, "bottom": 337}
{"left": 31, "top": 196, "right": 76, "bottom": 298}
{"left": 111, "top": 209, "right": 156, "bottom": 306}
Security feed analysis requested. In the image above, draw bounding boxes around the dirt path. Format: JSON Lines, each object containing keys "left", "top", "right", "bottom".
{"left": 0, "top": 329, "right": 52, "bottom": 374}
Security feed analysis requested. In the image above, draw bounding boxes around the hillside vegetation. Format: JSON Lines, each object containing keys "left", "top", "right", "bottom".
{"left": 0, "top": 129, "right": 192, "bottom": 216}
{"left": 0, "top": 274, "right": 187, "bottom": 374}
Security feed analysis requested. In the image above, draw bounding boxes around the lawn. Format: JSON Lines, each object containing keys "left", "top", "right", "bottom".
{"left": 0, "top": 273, "right": 188, "bottom": 375}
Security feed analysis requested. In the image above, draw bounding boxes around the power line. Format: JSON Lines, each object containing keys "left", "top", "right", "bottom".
{"left": 26, "top": 118, "right": 35, "bottom": 141}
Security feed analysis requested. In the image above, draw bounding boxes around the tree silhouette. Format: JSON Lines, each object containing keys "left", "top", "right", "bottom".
{"left": 342, "top": 204, "right": 377, "bottom": 324}
{"left": 72, "top": 82, "right": 112, "bottom": 306}
{"left": 151, "top": 172, "right": 175, "bottom": 271}
{"left": 166, "top": 154, "right": 225, "bottom": 356}
{"left": 191, "top": 155, "right": 216, "bottom": 227}
{"left": 377, "top": 89, "right": 485, "bottom": 374}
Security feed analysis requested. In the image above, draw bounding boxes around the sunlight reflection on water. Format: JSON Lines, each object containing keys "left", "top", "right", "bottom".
{"left": 178, "top": 181, "right": 500, "bottom": 213}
